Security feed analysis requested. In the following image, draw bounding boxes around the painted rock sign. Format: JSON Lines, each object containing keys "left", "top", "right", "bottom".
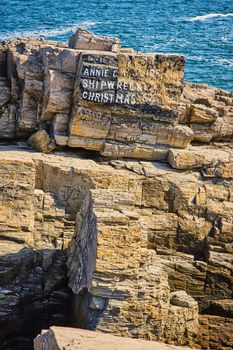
{"left": 76, "top": 52, "right": 184, "bottom": 109}
{"left": 67, "top": 50, "right": 192, "bottom": 157}
{"left": 32, "top": 33, "right": 192, "bottom": 158}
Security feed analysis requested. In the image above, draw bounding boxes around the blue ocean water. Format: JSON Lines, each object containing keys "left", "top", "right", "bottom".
{"left": 0, "top": 0, "right": 232, "bottom": 91}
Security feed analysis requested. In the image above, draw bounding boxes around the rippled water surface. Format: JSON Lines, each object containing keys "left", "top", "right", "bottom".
{"left": 0, "top": 0, "right": 232, "bottom": 90}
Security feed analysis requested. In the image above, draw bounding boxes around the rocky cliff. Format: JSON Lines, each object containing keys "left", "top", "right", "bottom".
{"left": 0, "top": 29, "right": 232, "bottom": 350}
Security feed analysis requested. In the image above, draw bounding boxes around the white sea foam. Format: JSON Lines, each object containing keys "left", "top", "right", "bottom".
{"left": 213, "top": 58, "right": 233, "bottom": 67}
{"left": 0, "top": 21, "right": 98, "bottom": 40}
{"left": 181, "top": 13, "right": 233, "bottom": 22}
{"left": 221, "top": 34, "right": 233, "bottom": 42}
{"left": 187, "top": 55, "right": 204, "bottom": 62}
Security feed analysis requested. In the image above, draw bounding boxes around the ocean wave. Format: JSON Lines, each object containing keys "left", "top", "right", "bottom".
{"left": 181, "top": 13, "right": 233, "bottom": 22}
{"left": 221, "top": 34, "right": 233, "bottom": 42}
{"left": 212, "top": 58, "right": 233, "bottom": 67}
{"left": 0, "top": 21, "right": 98, "bottom": 40}
{"left": 187, "top": 55, "right": 204, "bottom": 62}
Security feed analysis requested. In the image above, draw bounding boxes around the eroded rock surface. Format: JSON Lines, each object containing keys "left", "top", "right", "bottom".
{"left": 0, "top": 30, "right": 232, "bottom": 350}
{"left": 68, "top": 28, "right": 121, "bottom": 52}
{"left": 0, "top": 147, "right": 230, "bottom": 348}
{"left": 34, "top": 327, "right": 197, "bottom": 350}
{"left": 0, "top": 33, "right": 189, "bottom": 158}
{"left": 0, "top": 33, "right": 232, "bottom": 165}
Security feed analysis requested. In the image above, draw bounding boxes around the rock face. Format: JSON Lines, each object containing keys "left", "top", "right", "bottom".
{"left": 28, "top": 130, "right": 56, "bottom": 153}
{"left": 34, "top": 327, "right": 197, "bottom": 350}
{"left": 0, "top": 32, "right": 232, "bottom": 163}
{"left": 0, "top": 248, "right": 70, "bottom": 349}
{"left": 180, "top": 82, "right": 233, "bottom": 143}
{"left": 65, "top": 154, "right": 233, "bottom": 349}
{"left": 0, "top": 32, "right": 190, "bottom": 158}
{"left": 0, "top": 30, "right": 232, "bottom": 350}
{"left": 0, "top": 29, "right": 233, "bottom": 160}
{"left": 0, "top": 147, "right": 230, "bottom": 349}
{"left": 68, "top": 28, "right": 121, "bottom": 52}
{"left": 67, "top": 187, "right": 199, "bottom": 344}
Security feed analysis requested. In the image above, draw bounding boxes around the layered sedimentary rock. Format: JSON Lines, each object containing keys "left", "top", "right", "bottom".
{"left": 0, "top": 33, "right": 232, "bottom": 162}
{"left": 0, "top": 147, "right": 230, "bottom": 349}
{"left": 180, "top": 82, "right": 233, "bottom": 143}
{"left": 68, "top": 28, "right": 121, "bottom": 51}
{"left": 34, "top": 327, "right": 197, "bottom": 350}
{"left": 65, "top": 153, "right": 233, "bottom": 349}
{"left": 0, "top": 33, "right": 190, "bottom": 158}
{"left": 0, "top": 30, "right": 232, "bottom": 350}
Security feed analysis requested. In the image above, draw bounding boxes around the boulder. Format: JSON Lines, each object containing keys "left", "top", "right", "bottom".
{"left": 209, "top": 299, "right": 233, "bottom": 318}
{"left": 28, "top": 130, "right": 56, "bottom": 153}
{"left": 68, "top": 28, "right": 121, "bottom": 52}
{"left": 34, "top": 327, "right": 198, "bottom": 350}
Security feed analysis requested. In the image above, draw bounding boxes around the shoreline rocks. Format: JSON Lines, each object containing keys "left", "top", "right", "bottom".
{"left": 68, "top": 28, "right": 121, "bottom": 52}
{"left": 0, "top": 31, "right": 232, "bottom": 166}
{"left": 0, "top": 30, "right": 232, "bottom": 350}
{"left": 0, "top": 147, "right": 230, "bottom": 349}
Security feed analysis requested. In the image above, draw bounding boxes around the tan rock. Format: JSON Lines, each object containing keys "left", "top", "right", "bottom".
{"left": 52, "top": 113, "right": 70, "bottom": 135}
{"left": 41, "top": 69, "right": 74, "bottom": 120}
{"left": 120, "top": 48, "right": 135, "bottom": 54}
{"left": 100, "top": 143, "right": 168, "bottom": 160}
{"left": 41, "top": 46, "right": 79, "bottom": 74}
{"left": 170, "top": 290, "right": 198, "bottom": 309}
{"left": 8, "top": 41, "right": 44, "bottom": 133}
{"left": 68, "top": 49, "right": 186, "bottom": 156}
{"left": 210, "top": 161, "right": 233, "bottom": 179}
{"left": 0, "top": 103, "right": 16, "bottom": 138}
{"left": 180, "top": 82, "right": 233, "bottom": 142}
{"left": 165, "top": 291, "right": 199, "bottom": 345}
{"left": 198, "top": 315, "right": 233, "bottom": 350}
{"left": 28, "top": 130, "right": 56, "bottom": 153}
{"left": 0, "top": 78, "right": 10, "bottom": 107}
{"left": 190, "top": 105, "right": 218, "bottom": 123}
{"left": 209, "top": 299, "right": 233, "bottom": 318}
{"left": 68, "top": 28, "right": 121, "bottom": 52}
{"left": 40, "top": 45, "right": 79, "bottom": 121}
{"left": 0, "top": 29, "right": 232, "bottom": 350}
{"left": 168, "top": 144, "right": 233, "bottom": 172}
{"left": 0, "top": 156, "right": 35, "bottom": 253}
{"left": 168, "top": 149, "right": 205, "bottom": 169}
{"left": 34, "top": 327, "right": 199, "bottom": 350}
{"left": 0, "top": 147, "right": 230, "bottom": 349}
{"left": 67, "top": 172, "right": 199, "bottom": 344}
{"left": 0, "top": 46, "right": 7, "bottom": 76}
{"left": 155, "top": 252, "right": 208, "bottom": 310}
{"left": 0, "top": 34, "right": 193, "bottom": 159}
